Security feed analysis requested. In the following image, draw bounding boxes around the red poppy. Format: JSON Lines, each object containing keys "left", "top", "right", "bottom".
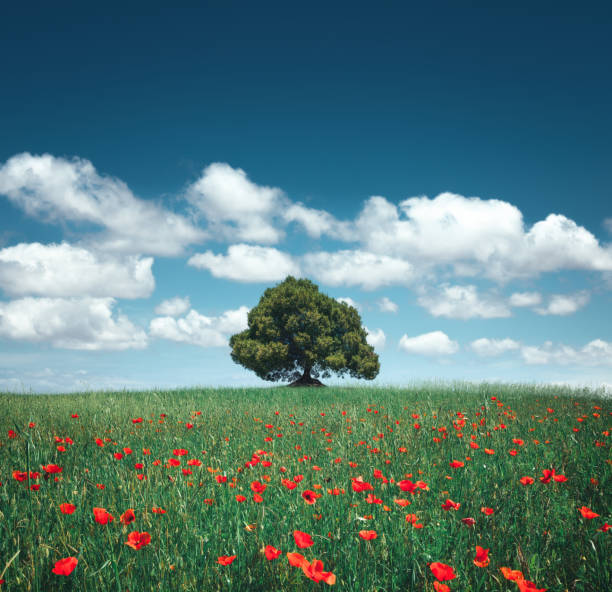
{"left": 216, "top": 555, "right": 237, "bottom": 566}
{"left": 473, "top": 546, "right": 490, "bottom": 567}
{"left": 151, "top": 507, "right": 166, "bottom": 514}
{"left": 52, "top": 557, "right": 78, "bottom": 576}
{"left": 578, "top": 506, "right": 599, "bottom": 519}
{"left": 517, "top": 579, "right": 547, "bottom": 592}
{"left": 216, "top": 475, "right": 227, "bottom": 484}
{"left": 264, "top": 545, "right": 282, "bottom": 560}
{"left": 120, "top": 509, "right": 136, "bottom": 525}
{"left": 173, "top": 449, "right": 188, "bottom": 456}
{"left": 500, "top": 567, "right": 524, "bottom": 581}
{"left": 449, "top": 460, "right": 464, "bottom": 468}
{"left": 441, "top": 499, "right": 460, "bottom": 511}
{"left": 433, "top": 583, "right": 450, "bottom": 592}
{"left": 235, "top": 495, "right": 246, "bottom": 502}
{"left": 302, "top": 558, "right": 336, "bottom": 585}
{"left": 359, "top": 529, "right": 377, "bottom": 540}
{"left": 365, "top": 493, "right": 383, "bottom": 504}
{"left": 293, "top": 530, "right": 314, "bottom": 548}
{"left": 481, "top": 507, "right": 494, "bottom": 515}
{"left": 282, "top": 478, "right": 297, "bottom": 490}
{"left": 397, "top": 479, "right": 417, "bottom": 493}
{"left": 597, "top": 523, "right": 611, "bottom": 532}
{"left": 125, "top": 531, "right": 151, "bottom": 550}
{"left": 351, "top": 477, "right": 374, "bottom": 492}
{"left": 394, "top": 498, "right": 411, "bottom": 507}
{"left": 287, "top": 552, "right": 308, "bottom": 568}
{"left": 59, "top": 503, "right": 76, "bottom": 514}
{"left": 251, "top": 480, "right": 267, "bottom": 494}
{"left": 253, "top": 493, "right": 264, "bottom": 503}
{"left": 42, "top": 464, "right": 62, "bottom": 474}
{"left": 12, "top": 470, "right": 28, "bottom": 482}
{"left": 93, "top": 507, "right": 114, "bottom": 525}
{"left": 520, "top": 476, "right": 534, "bottom": 486}
{"left": 302, "top": 490, "right": 319, "bottom": 504}
{"left": 461, "top": 517, "right": 476, "bottom": 526}
{"left": 429, "top": 562, "right": 457, "bottom": 581}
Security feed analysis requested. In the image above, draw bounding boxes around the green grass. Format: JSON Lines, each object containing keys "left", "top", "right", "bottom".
{"left": 0, "top": 383, "right": 609, "bottom": 591}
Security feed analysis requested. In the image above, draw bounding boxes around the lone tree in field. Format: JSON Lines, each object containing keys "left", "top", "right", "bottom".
{"left": 229, "top": 276, "right": 380, "bottom": 386}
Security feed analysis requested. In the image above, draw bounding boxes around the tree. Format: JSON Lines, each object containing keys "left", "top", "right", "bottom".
{"left": 229, "top": 276, "right": 380, "bottom": 386}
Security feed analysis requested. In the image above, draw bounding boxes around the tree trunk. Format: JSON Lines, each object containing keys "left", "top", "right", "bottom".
{"left": 288, "top": 365, "right": 325, "bottom": 387}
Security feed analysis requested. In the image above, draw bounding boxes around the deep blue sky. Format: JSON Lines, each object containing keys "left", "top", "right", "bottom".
{"left": 0, "top": 1, "right": 611, "bottom": 391}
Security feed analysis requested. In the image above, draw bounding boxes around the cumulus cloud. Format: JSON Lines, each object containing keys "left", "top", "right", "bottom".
{"left": 336, "top": 297, "right": 360, "bottom": 310}
{"left": 303, "top": 250, "right": 413, "bottom": 290}
{"left": 470, "top": 337, "right": 520, "bottom": 357}
{"left": 154, "top": 296, "right": 190, "bottom": 317}
{"left": 365, "top": 327, "right": 386, "bottom": 349}
{"left": 0, "top": 153, "right": 205, "bottom": 255}
{"left": 188, "top": 244, "right": 300, "bottom": 282}
{"left": 509, "top": 291, "right": 542, "bottom": 307}
{"left": 187, "top": 162, "right": 286, "bottom": 244}
{"left": 351, "top": 193, "right": 612, "bottom": 282}
{"left": 417, "top": 284, "right": 511, "bottom": 319}
{"left": 149, "top": 306, "right": 249, "bottom": 347}
{"left": 377, "top": 296, "right": 398, "bottom": 313}
{"left": 520, "top": 339, "right": 612, "bottom": 366}
{"left": 0, "top": 242, "right": 154, "bottom": 298}
{"left": 283, "top": 203, "right": 353, "bottom": 240}
{"left": 535, "top": 292, "right": 590, "bottom": 316}
{"left": 0, "top": 297, "right": 147, "bottom": 350}
{"left": 398, "top": 330, "right": 459, "bottom": 356}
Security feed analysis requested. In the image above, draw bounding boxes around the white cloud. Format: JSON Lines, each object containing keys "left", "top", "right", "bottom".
{"left": 365, "top": 327, "right": 386, "bottom": 349}
{"left": 398, "top": 330, "right": 459, "bottom": 356}
{"left": 470, "top": 337, "right": 520, "bottom": 357}
{"left": 535, "top": 292, "right": 590, "bottom": 316}
{"left": 0, "top": 153, "right": 205, "bottom": 256}
{"left": 187, "top": 162, "right": 286, "bottom": 244}
{"left": 336, "top": 297, "right": 360, "bottom": 310}
{"left": 188, "top": 244, "right": 299, "bottom": 282}
{"left": 0, "top": 242, "right": 154, "bottom": 298}
{"left": 520, "top": 339, "right": 612, "bottom": 366}
{"left": 0, "top": 297, "right": 147, "bottom": 350}
{"left": 303, "top": 250, "right": 413, "bottom": 290}
{"left": 283, "top": 203, "right": 353, "bottom": 240}
{"left": 417, "top": 284, "right": 511, "bottom": 319}
{"left": 154, "top": 296, "right": 190, "bottom": 317}
{"left": 509, "top": 291, "right": 542, "bottom": 307}
{"left": 351, "top": 193, "right": 612, "bottom": 282}
{"left": 377, "top": 296, "right": 398, "bottom": 313}
{"left": 149, "top": 306, "right": 249, "bottom": 347}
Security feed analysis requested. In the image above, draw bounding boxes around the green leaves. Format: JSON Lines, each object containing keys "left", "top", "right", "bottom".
{"left": 229, "top": 277, "right": 380, "bottom": 384}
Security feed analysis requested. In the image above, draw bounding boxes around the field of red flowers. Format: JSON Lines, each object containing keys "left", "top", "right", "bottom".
{"left": 0, "top": 384, "right": 609, "bottom": 591}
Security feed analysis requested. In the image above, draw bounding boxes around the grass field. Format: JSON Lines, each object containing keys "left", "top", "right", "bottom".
{"left": 0, "top": 383, "right": 609, "bottom": 591}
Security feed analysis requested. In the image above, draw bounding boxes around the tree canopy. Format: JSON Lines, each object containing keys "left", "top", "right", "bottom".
{"left": 229, "top": 276, "right": 380, "bottom": 386}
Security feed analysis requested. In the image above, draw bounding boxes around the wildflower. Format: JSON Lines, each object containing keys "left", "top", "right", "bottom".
{"left": 293, "top": 530, "right": 314, "bottom": 548}
{"left": 42, "top": 464, "right": 62, "bottom": 474}
{"left": 151, "top": 507, "right": 166, "bottom": 514}
{"left": 429, "top": 562, "right": 457, "bottom": 581}
{"left": 481, "top": 507, "right": 494, "bottom": 515}
{"left": 302, "top": 558, "right": 336, "bottom": 585}
{"left": 125, "top": 531, "right": 151, "bottom": 550}
{"left": 500, "top": 567, "right": 524, "bottom": 581}
{"left": 578, "top": 506, "right": 599, "bottom": 519}
{"left": 433, "top": 583, "right": 450, "bottom": 592}
{"left": 52, "top": 557, "right": 78, "bottom": 576}
{"left": 120, "top": 509, "right": 136, "bottom": 525}
{"left": 93, "top": 507, "right": 114, "bottom": 525}
{"left": 449, "top": 460, "right": 464, "bottom": 468}
{"left": 217, "top": 555, "right": 236, "bottom": 566}
{"left": 441, "top": 499, "right": 460, "bottom": 511}
{"left": 59, "top": 503, "right": 76, "bottom": 514}
{"left": 264, "top": 545, "right": 282, "bottom": 560}
{"left": 302, "top": 490, "right": 319, "bottom": 504}
{"left": 520, "top": 476, "right": 534, "bottom": 486}
{"left": 473, "top": 546, "right": 490, "bottom": 567}
{"left": 358, "top": 530, "right": 377, "bottom": 540}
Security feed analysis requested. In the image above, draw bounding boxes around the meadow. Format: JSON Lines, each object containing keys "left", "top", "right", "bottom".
{"left": 0, "top": 383, "right": 609, "bottom": 591}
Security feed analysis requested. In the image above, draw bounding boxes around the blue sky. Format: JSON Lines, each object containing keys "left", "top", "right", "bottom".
{"left": 1, "top": 1, "right": 611, "bottom": 392}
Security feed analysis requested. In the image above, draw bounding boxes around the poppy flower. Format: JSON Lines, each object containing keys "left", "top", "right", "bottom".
{"left": 578, "top": 506, "right": 599, "bottom": 519}
{"left": 461, "top": 517, "right": 476, "bottom": 527}
{"left": 59, "top": 503, "right": 76, "bottom": 514}
{"left": 365, "top": 493, "right": 383, "bottom": 504}
{"left": 251, "top": 481, "right": 267, "bottom": 494}
{"left": 12, "top": 471, "right": 29, "bottom": 482}
{"left": 429, "top": 562, "right": 457, "bottom": 581}
{"left": 441, "top": 499, "right": 460, "bottom": 511}
{"left": 520, "top": 476, "right": 534, "bottom": 486}
{"left": 359, "top": 529, "right": 377, "bottom": 540}
{"left": 597, "top": 523, "right": 611, "bottom": 532}
{"left": 151, "top": 507, "right": 166, "bottom": 514}
{"left": 42, "top": 464, "right": 62, "bottom": 474}
{"left": 282, "top": 478, "right": 297, "bottom": 490}
{"left": 120, "top": 509, "right": 136, "bottom": 525}
{"left": 398, "top": 479, "right": 417, "bottom": 493}
{"left": 473, "top": 546, "right": 490, "bottom": 567}
{"left": 517, "top": 579, "right": 547, "bottom": 592}
{"left": 217, "top": 555, "right": 237, "bottom": 566}
{"left": 449, "top": 460, "right": 464, "bottom": 468}
{"left": 235, "top": 495, "right": 246, "bottom": 502}
{"left": 500, "top": 567, "right": 524, "bottom": 581}
{"left": 173, "top": 449, "right": 188, "bottom": 456}
{"left": 264, "top": 545, "right": 282, "bottom": 560}
{"left": 93, "top": 507, "right": 114, "bottom": 525}
{"left": 394, "top": 498, "right": 411, "bottom": 507}
{"left": 302, "top": 490, "right": 319, "bottom": 504}
{"left": 125, "top": 531, "right": 151, "bottom": 550}
{"left": 287, "top": 552, "right": 308, "bottom": 568}
{"left": 351, "top": 477, "right": 374, "bottom": 492}
{"left": 433, "top": 583, "right": 450, "bottom": 592}
{"left": 553, "top": 474, "right": 568, "bottom": 483}
{"left": 253, "top": 493, "right": 264, "bottom": 503}
{"left": 302, "top": 558, "right": 336, "bottom": 585}
{"left": 216, "top": 475, "right": 227, "bottom": 484}
{"left": 481, "top": 507, "right": 494, "bottom": 515}
{"left": 52, "top": 557, "right": 78, "bottom": 576}
{"left": 293, "top": 530, "right": 314, "bottom": 548}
